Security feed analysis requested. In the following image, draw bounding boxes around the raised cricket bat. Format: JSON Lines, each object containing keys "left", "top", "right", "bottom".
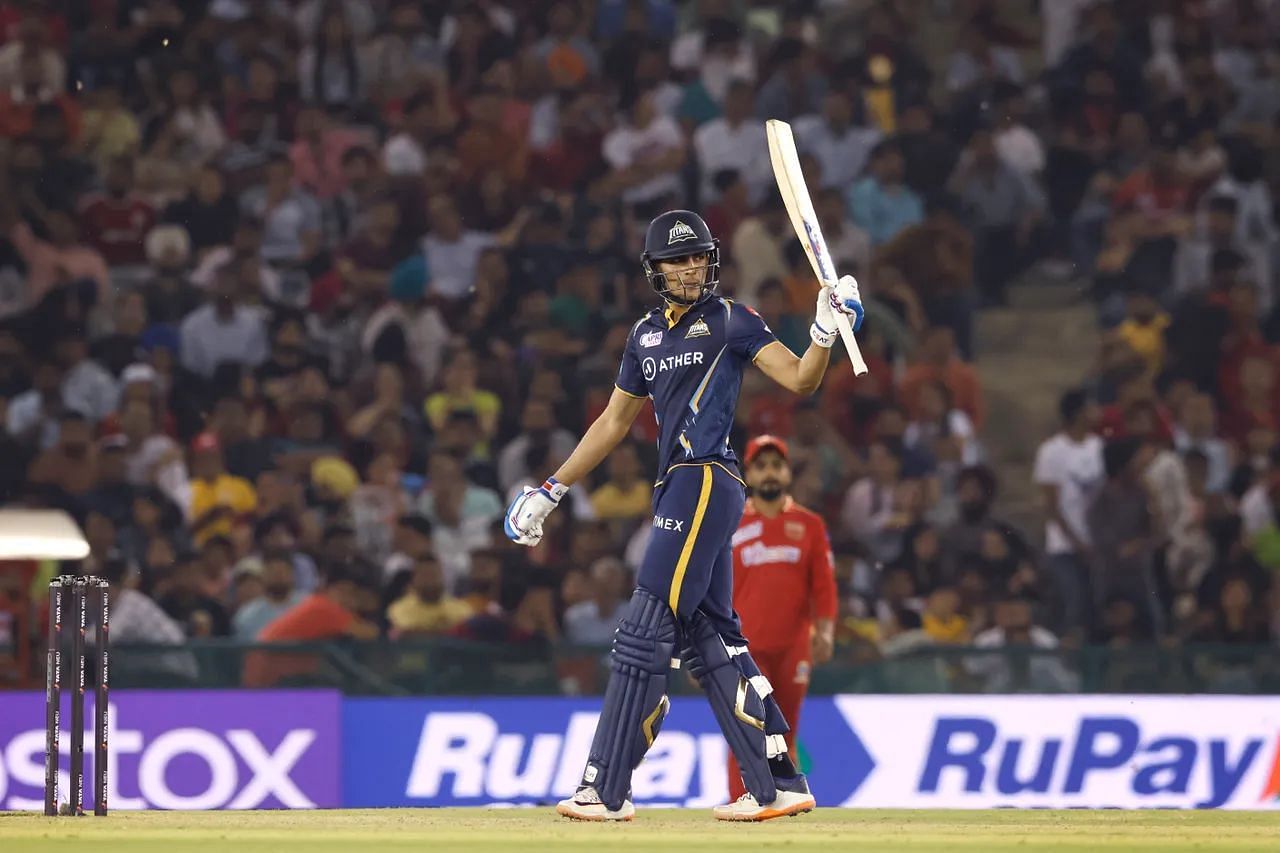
{"left": 766, "top": 119, "right": 869, "bottom": 376}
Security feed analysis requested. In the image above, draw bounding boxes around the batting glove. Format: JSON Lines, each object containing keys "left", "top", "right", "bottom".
{"left": 811, "top": 274, "right": 865, "bottom": 346}
{"left": 503, "top": 478, "right": 569, "bottom": 547}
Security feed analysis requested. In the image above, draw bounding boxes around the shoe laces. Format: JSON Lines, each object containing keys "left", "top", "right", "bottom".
{"left": 574, "top": 787, "right": 603, "bottom": 805}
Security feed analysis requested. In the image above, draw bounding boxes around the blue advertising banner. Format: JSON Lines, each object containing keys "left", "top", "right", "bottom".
{"left": 341, "top": 696, "right": 871, "bottom": 808}
{"left": 342, "top": 695, "right": 1280, "bottom": 810}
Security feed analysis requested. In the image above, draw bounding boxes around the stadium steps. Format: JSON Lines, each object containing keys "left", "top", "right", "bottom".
{"left": 973, "top": 278, "right": 1098, "bottom": 536}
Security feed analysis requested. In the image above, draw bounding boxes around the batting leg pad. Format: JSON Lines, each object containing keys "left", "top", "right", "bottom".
{"left": 582, "top": 588, "right": 678, "bottom": 811}
{"left": 681, "top": 611, "right": 787, "bottom": 804}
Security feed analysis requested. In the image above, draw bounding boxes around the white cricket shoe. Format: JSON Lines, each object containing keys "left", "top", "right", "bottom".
{"left": 712, "top": 786, "right": 815, "bottom": 822}
{"left": 556, "top": 786, "right": 636, "bottom": 822}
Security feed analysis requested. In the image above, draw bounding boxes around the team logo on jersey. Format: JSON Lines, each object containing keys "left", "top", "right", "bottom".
{"left": 685, "top": 318, "right": 711, "bottom": 339}
{"left": 667, "top": 220, "right": 698, "bottom": 244}
{"left": 640, "top": 330, "right": 663, "bottom": 348}
{"left": 785, "top": 521, "right": 806, "bottom": 541}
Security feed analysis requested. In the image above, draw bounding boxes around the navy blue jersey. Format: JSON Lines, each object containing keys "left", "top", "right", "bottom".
{"left": 616, "top": 297, "right": 779, "bottom": 482}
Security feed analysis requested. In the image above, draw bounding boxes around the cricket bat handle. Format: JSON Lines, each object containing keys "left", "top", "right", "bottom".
{"left": 837, "top": 314, "right": 868, "bottom": 376}
{"left": 822, "top": 280, "right": 869, "bottom": 376}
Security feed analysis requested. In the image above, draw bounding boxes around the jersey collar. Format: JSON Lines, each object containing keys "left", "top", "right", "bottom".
{"left": 660, "top": 295, "right": 713, "bottom": 330}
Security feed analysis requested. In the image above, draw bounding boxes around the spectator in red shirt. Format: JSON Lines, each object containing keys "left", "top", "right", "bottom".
{"left": 899, "top": 326, "right": 985, "bottom": 428}
{"left": 1111, "top": 141, "right": 1191, "bottom": 243}
{"left": 1098, "top": 374, "right": 1175, "bottom": 444}
{"left": 77, "top": 156, "right": 156, "bottom": 268}
{"left": 241, "top": 562, "right": 379, "bottom": 687}
{"left": 528, "top": 90, "right": 606, "bottom": 193}
{"left": 727, "top": 435, "right": 837, "bottom": 801}
{"left": 289, "top": 104, "right": 373, "bottom": 200}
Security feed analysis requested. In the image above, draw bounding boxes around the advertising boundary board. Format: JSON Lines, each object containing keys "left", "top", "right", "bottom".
{"left": 0, "top": 690, "right": 341, "bottom": 810}
{"left": 2, "top": 692, "right": 1278, "bottom": 810}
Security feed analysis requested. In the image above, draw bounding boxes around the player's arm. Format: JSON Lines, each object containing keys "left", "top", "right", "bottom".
{"left": 503, "top": 387, "right": 646, "bottom": 546}
{"left": 754, "top": 339, "right": 831, "bottom": 397}
{"left": 754, "top": 275, "right": 864, "bottom": 396}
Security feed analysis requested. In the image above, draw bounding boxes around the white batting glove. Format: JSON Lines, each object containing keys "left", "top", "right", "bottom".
{"left": 811, "top": 274, "right": 865, "bottom": 347}
{"left": 503, "top": 478, "right": 569, "bottom": 546}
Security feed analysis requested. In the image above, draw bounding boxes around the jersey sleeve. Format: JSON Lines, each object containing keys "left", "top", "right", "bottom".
{"left": 615, "top": 325, "right": 648, "bottom": 398}
{"left": 808, "top": 516, "right": 838, "bottom": 622}
{"left": 727, "top": 301, "right": 779, "bottom": 362}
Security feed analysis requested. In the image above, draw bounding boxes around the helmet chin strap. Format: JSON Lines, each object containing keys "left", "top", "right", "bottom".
{"left": 658, "top": 268, "right": 710, "bottom": 306}
{"left": 662, "top": 289, "right": 703, "bottom": 307}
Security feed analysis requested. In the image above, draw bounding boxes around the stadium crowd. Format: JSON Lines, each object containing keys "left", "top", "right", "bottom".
{"left": 0, "top": 0, "right": 1277, "bottom": 690}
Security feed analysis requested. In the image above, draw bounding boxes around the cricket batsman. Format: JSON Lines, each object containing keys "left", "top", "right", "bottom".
{"left": 726, "top": 435, "right": 837, "bottom": 802}
{"left": 504, "top": 210, "right": 862, "bottom": 821}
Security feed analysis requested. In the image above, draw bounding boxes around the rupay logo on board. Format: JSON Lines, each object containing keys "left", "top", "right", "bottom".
{"left": 832, "top": 696, "right": 1280, "bottom": 810}
{"left": 342, "top": 697, "right": 1280, "bottom": 810}
{"left": 404, "top": 711, "right": 729, "bottom": 806}
{"left": 344, "top": 699, "right": 738, "bottom": 807}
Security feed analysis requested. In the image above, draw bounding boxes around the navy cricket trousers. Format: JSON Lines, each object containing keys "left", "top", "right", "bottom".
{"left": 637, "top": 462, "right": 747, "bottom": 640}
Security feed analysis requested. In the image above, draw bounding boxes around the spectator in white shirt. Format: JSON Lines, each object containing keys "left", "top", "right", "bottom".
{"left": 601, "top": 89, "right": 686, "bottom": 209}
{"left": 564, "top": 556, "right": 630, "bottom": 645}
{"left": 1171, "top": 392, "right": 1232, "bottom": 495}
{"left": 6, "top": 358, "right": 65, "bottom": 450}
{"left": 179, "top": 272, "right": 269, "bottom": 379}
{"left": 1032, "top": 390, "right": 1104, "bottom": 637}
{"left": 421, "top": 194, "right": 496, "bottom": 301}
{"left": 1240, "top": 447, "right": 1280, "bottom": 543}
{"left": 694, "top": 79, "right": 770, "bottom": 204}
{"left": 792, "top": 90, "right": 882, "bottom": 190}
{"left": 100, "top": 558, "right": 199, "bottom": 680}
{"left": 992, "top": 85, "right": 1046, "bottom": 177}
{"left": 383, "top": 89, "right": 450, "bottom": 177}
{"left": 670, "top": 14, "right": 756, "bottom": 104}
{"left": 421, "top": 458, "right": 499, "bottom": 593}
{"left": 497, "top": 397, "right": 578, "bottom": 495}
{"left": 239, "top": 155, "right": 323, "bottom": 279}
{"left": 56, "top": 332, "right": 118, "bottom": 425}
{"left": 233, "top": 551, "right": 307, "bottom": 639}
{"left": 0, "top": 17, "right": 65, "bottom": 93}
{"left": 967, "top": 598, "right": 1079, "bottom": 692}
{"left": 118, "top": 396, "right": 191, "bottom": 518}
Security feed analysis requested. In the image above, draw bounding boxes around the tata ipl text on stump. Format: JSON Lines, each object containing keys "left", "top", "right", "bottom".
{"left": 44, "top": 575, "right": 109, "bottom": 817}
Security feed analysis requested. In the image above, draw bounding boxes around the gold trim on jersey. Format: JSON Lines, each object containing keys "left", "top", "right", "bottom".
{"left": 668, "top": 465, "right": 713, "bottom": 613}
{"left": 654, "top": 461, "right": 747, "bottom": 490}
{"left": 613, "top": 383, "right": 646, "bottom": 399}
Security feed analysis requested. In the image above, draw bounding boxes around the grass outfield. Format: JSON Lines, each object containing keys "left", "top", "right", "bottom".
{"left": 1, "top": 808, "right": 1279, "bottom": 852}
